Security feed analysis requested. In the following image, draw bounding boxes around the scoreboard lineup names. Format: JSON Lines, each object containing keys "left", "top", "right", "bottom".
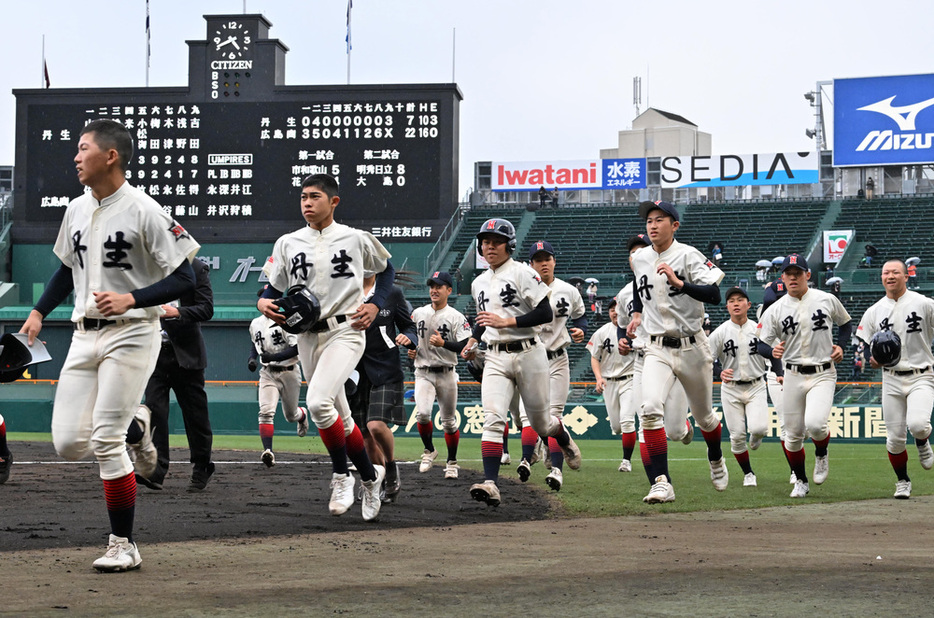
{"left": 32, "top": 99, "right": 444, "bottom": 225}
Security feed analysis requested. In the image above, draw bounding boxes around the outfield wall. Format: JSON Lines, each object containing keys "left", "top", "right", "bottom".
{"left": 0, "top": 382, "right": 893, "bottom": 443}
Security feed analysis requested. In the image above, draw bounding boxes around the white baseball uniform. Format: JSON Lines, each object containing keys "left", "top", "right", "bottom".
{"left": 629, "top": 239, "right": 724, "bottom": 434}
{"left": 518, "top": 277, "right": 585, "bottom": 426}
{"left": 412, "top": 303, "right": 471, "bottom": 432}
{"left": 857, "top": 290, "right": 934, "bottom": 454}
{"left": 757, "top": 287, "right": 850, "bottom": 451}
{"left": 616, "top": 281, "right": 691, "bottom": 440}
{"left": 708, "top": 318, "right": 770, "bottom": 454}
{"left": 250, "top": 316, "right": 304, "bottom": 426}
{"left": 51, "top": 182, "right": 200, "bottom": 480}
{"left": 588, "top": 320, "right": 633, "bottom": 434}
{"left": 263, "top": 221, "right": 390, "bottom": 432}
{"left": 472, "top": 257, "right": 560, "bottom": 442}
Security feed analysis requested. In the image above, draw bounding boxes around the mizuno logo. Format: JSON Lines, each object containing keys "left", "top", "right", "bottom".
{"left": 857, "top": 95, "right": 934, "bottom": 131}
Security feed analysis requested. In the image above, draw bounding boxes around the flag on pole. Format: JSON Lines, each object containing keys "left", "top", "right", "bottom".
{"left": 43, "top": 59, "right": 50, "bottom": 88}
{"left": 345, "top": 0, "right": 352, "bottom": 53}
{"left": 146, "top": 0, "right": 151, "bottom": 68}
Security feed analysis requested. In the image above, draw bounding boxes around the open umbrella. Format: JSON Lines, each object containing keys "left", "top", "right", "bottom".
{"left": 755, "top": 259, "right": 772, "bottom": 268}
{"left": 771, "top": 256, "right": 785, "bottom": 265}
{"left": 826, "top": 276, "right": 843, "bottom": 286}
{"left": 907, "top": 257, "right": 921, "bottom": 266}
{"left": 568, "top": 276, "right": 586, "bottom": 286}
{"left": 585, "top": 277, "right": 600, "bottom": 284}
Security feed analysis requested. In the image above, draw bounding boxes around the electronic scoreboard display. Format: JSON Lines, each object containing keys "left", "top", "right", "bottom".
{"left": 12, "top": 14, "right": 461, "bottom": 244}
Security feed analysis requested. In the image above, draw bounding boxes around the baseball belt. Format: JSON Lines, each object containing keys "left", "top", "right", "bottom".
{"left": 784, "top": 361, "right": 831, "bottom": 374}
{"left": 546, "top": 348, "right": 565, "bottom": 360}
{"left": 732, "top": 375, "right": 766, "bottom": 386}
{"left": 650, "top": 334, "right": 697, "bottom": 349}
{"left": 267, "top": 365, "right": 294, "bottom": 373}
{"left": 490, "top": 338, "right": 537, "bottom": 353}
{"left": 423, "top": 366, "right": 454, "bottom": 373}
{"left": 885, "top": 366, "right": 932, "bottom": 376}
{"left": 308, "top": 314, "right": 348, "bottom": 333}
{"left": 605, "top": 374, "right": 633, "bottom": 382}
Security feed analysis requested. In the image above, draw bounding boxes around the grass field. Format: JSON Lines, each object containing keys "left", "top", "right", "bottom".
{"left": 9, "top": 432, "right": 927, "bottom": 516}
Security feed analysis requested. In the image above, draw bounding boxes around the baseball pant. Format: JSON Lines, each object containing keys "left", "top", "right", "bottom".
{"left": 258, "top": 365, "right": 303, "bottom": 425}
{"left": 641, "top": 336, "right": 717, "bottom": 434}
{"left": 882, "top": 373, "right": 934, "bottom": 454}
{"left": 633, "top": 350, "right": 690, "bottom": 439}
{"left": 52, "top": 321, "right": 161, "bottom": 480}
{"left": 481, "top": 345, "right": 558, "bottom": 443}
{"left": 604, "top": 375, "right": 635, "bottom": 435}
{"left": 781, "top": 366, "right": 836, "bottom": 452}
{"left": 298, "top": 322, "right": 363, "bottom": 434}
{"left": 414, "top": 367, "right": 459, "bottom": 432}
{"left": 518, "top": 351, "right": 570, "bottom": 425}
{"left": 720, "top": 380, "right": 769, "bottom": 454}
{"left": 767, "top": 370, "right": 785, "bottom": 440}
{"left": 144, "top": 344, "right": 213, "bottom": 482}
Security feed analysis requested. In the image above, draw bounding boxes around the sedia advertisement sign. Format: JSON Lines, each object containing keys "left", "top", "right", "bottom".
{"left": 834, "top": 73, "right": 934, "bottom": 167}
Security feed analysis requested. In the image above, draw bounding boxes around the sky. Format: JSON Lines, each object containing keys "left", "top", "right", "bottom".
{"left": 1, "top": 0, "right": 931, "bottom": 199}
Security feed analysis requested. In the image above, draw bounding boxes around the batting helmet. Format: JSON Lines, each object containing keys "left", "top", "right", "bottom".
{"left": 273, "top": 287, "right": 322, "bottom": 334}
{"left": 0, "top": 333, "right": 35, "bottom": 383}
{"left": 476, "top": 218, "right": 517, "bottom": 255}
{"left": 870, "top": 330, "right": 901, "bottom": 368}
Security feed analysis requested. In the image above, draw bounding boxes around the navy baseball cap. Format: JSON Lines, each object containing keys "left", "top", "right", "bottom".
{"left": 528, "top": 239, "right": 555, "bottom": 260}
{"left": 725, "top": 286, "right": 749, "bottom": 301}
{"left": 781, "top": 253, "right": 809, "bottom": 273}
{"left": 626, "top": 233, "right": 651, "bottom": 252}
{"left": 639, "top": 200, "right": 680, "bottom": 222}
{"left": 426, "top": 271, "right": 454, "bottom": 287}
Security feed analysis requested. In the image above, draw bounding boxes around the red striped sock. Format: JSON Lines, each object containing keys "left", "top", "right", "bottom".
{"left": 346, "top": 424, "right": 376, "bottom": 481}
{"left": 787, "top": 447, "right": 807, "bottom": 481}
{"left": 480, "top": 440, "right": 503, "bottom": 481}
{"left": 643, "top": 427, "right": 669, "bottom": 481}
{"left": 812, "top": 436, "right": 830, "bottom": 457}
{"left": 700, "top": 423, "right": 724, "bottom": 461}
{"left": 259, "top": 423, "right": 274, "bottom": 451}
{"left": 622, "top": 431, "right": 637, "bottom": 460}
{"left": 417, "top": 421, "right": 435, "bottom": 451}
{"left": 103, "top": 473, "right": 137, "bottom": 541}
{"left": 888, "top": 450, "right": 909, "bottom": 481}
{"left": 734, "top": 449, "right": 752, "bottom": 474}
{"left": 444, "top": 430, "right": 460, "bottom": 462}
{"left": 318, "top": 420, "right": 348, "bottom": 475}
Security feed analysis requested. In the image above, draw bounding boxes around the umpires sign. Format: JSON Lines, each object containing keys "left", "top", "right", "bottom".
{"left": 12, "top": 13, "right": 461, "bottom": 244}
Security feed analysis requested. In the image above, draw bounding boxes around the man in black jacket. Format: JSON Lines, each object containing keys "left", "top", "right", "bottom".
{"left": 349, "top": 274, "right": 418, "bottom": 503}
{"left": 129, "top": 258, "right": 215, "bottom": 492}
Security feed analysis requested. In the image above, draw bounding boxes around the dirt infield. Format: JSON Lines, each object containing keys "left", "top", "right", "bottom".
{"left": 3, "top": 442, "right": 932, "bottom": 616}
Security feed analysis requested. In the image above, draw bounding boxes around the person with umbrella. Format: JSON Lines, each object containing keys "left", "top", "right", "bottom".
{"left": 755, "top": 259, "right": 772, "bottom": 282}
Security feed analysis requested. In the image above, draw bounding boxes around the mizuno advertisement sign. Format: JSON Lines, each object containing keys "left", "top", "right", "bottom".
{"left": 834, "top": 73, "right": 934, "bottom": 166}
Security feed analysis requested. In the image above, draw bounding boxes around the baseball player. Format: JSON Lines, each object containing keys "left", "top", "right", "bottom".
{"left": 258, "top": 173, "right": 391, "bottom": 522}
{"left": 707, "top": 286, "right": 783, "bottom": 487}
{"left": 856, "top": 259, "right": 934, "bottom": 499}
{"left": 20, "top": 119, "right": 200, "bottom": 571}
{"left": 515, "top": 239, "right": 587, "bottom": 492}
{"left": 757, "top": 253, "right": 852, "bottom": 499}
{"left": 461, "top": 218, "right": 581, "bottom": 506}
{"left": 627, "top": 201, "right": 727, "bottom": 504}
{"left": 0, "top": 414, "right": 10, "bottom": 484}
{"left": 351, "top": 273, "right": 418, "bottom": 503}
{"left": 410, "top": 271, "right": 471, "bottom": 479}
{"left": 248, "top": 307, "right": 309, "bottom": 468}
{"left": 616, "top": 234, "right": 693, "bottom": 484}
{"left": 588, "top": 298, "right": 637, "bottom": 471}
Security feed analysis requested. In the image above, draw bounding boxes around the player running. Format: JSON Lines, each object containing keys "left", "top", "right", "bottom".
{"left": 856, "top": 259, "right": 934, "bottom": 499}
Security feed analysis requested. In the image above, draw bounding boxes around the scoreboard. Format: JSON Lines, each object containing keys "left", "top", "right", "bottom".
{"left": 12, "top": 14, "right": 461, "bottom": 244}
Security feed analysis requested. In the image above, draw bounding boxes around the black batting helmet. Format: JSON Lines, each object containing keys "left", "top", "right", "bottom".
{"left": 0, "top": 333, "right": 35, "bottom": 383}
{"left": 870, "top": 330, "right": 901, "bottom": 368}
{"left": 476, "top": 218, "right": 517, "bottom": 255}
{"left": 273, "top": 287, "right": 322, "bottom": 334}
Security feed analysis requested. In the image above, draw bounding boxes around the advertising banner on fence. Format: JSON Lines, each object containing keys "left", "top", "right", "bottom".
{"left": 660, "top": 151, "right": 819, "bottom": 188}
{"left": 492, "top": 158, "right": 646, "bottom": 191}
{"left": 834, "top": 73, "right": 934, "bottom": 167}
{"left": 823, "top": 229, "right": 854, "bottom": 263}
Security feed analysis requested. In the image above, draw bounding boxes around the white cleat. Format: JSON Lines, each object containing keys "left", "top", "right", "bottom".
{"left": 92, "top": 534, "right": 141, "bottom": 572}
{"left": 919, "top": 442, "right": 934, "bottom": 470}
{"left": 531, "top": 439, "right": 547, "bottom": 466}
{"left": 361, "top": 465, "right": 385, "bottom": 522}
{"left": 128, "top": 405, "right": 158, "bottom": 479}
{"left": 709, "top": 457, "right": 729, "bottom": 491}
{"left": 500, "top": 452, "right": 511, "bottom": 465}
{"left": 418, "top": 449, "right": 439, "bottom": 473}
{"left": 743, "top": 472, "right": 757, "bottom": 487}
{"left": 618, "top": 459, "right": 632, "bottom": 473}
{"left": 328, "top": 473, "right": 355, "bottom": 516}
{"left": 789, "top": 471, "right": 798, "bottom": 485}
{"left": 813, "top": 455, "right": 829, "bottom": 485}
{"left": 643, "top": 475, "right": 675, "bottom": 504}
{"left": 894, "top": 479, "right": 912, "bottom": 500}
{"left": 559, "top": 435, "right": 582, "bottom": 470}
{"left": 296, "top": 407, "right": 309, "bottom": 438}
{"left": 545, "top": 467, "right": 563, "bottom": 492}
{"left": 444, "top": 461, "right": 460, "bottom": 479}
{"left": 469, "top": 480, "right": 501, "bottom": 507}
{"left": 790, "top": 479, "right": 810, "bottom": 498}
{"left": 261, "top": 449, "right": 276, "bottom": 468}
{"left": 681, "top": 419, "right": 694, "bottom": 445}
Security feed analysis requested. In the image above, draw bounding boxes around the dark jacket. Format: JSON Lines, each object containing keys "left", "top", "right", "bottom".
{"left": 161, "top": 258, "right": 214, "bottom": 370}
{"left": 359, "top": 285, "right": 417, "bottom": 387}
